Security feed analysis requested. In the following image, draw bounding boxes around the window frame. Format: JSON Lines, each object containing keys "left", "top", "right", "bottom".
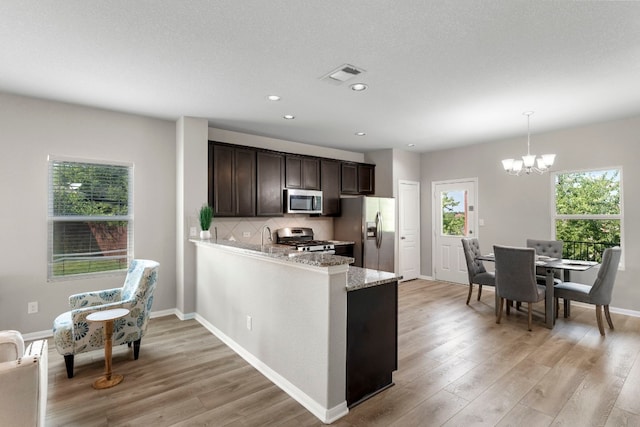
{"left": 47, "top": 155, "right": 134, "bottom": 281}
{"left": 550, "top": 166, "right": 624, "bottom": 268}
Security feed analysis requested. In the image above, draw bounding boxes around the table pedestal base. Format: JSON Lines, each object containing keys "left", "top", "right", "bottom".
{"left": 93, "top": 373, "right": 124, "bottom": 389}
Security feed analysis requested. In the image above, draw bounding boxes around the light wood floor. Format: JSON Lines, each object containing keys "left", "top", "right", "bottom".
{"left": 44, "top": 279, "right": 640, "bottom": 426}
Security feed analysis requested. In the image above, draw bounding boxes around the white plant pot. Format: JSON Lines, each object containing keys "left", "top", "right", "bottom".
{"left": 200, "top": 230, "right": 211, "bottom": 239}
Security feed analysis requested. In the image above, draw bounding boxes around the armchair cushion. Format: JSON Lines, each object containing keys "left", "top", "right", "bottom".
{"left": 0, "top": 330, "right": 24, "bottom": 362}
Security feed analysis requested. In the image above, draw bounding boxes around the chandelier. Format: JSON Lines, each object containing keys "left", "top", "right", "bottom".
{"left": 502, "top": 112, "right": 556, "bottom": 175}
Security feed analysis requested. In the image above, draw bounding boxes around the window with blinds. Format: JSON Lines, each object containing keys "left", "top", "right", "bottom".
{"left": 48, "top": 156, "right": 133, "bottom": 280}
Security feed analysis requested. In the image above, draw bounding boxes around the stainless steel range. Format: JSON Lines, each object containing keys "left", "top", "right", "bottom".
{"left": 276, "top": 227, "right": 335, "bottom": 253}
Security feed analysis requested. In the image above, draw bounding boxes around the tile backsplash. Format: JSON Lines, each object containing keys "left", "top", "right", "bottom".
{"left": 207, "top": 215, "right": 334, "bottom": 244}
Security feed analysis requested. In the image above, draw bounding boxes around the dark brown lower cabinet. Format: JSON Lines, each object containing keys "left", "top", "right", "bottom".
{"left": 346, "top": 281, "right": 398, "bottom": 407}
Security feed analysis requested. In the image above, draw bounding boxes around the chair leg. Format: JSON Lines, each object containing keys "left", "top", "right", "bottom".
{"left": 133, "top": 338, "right": 141, "bottom": 360}
{"left": 466, "top": 283, "right": 473, "bottom": 305}
{"left": 506, "top": 300, "right": 511, "bottom": 316}
{"left": 516, "top": 301, "right": 521, "bottom": 311}
{"left": 64, "top": 354, "right": 74, "bottom": 379}
{"left": 555, "top": 298, "right": 559, "bottom": 319}
{"left": 528, "top": 303, "right": 533, "bottom": 331}
{"left": 496, "top": 297, "right": 504, "bottom": 324}
{"left": 563, "top": 299, "right": 570, "bottom": 318}
{"left": 477, "top": 284, "right": 483, "bottom": 301}
{"left": 595, "top": 305, "right": 605, "bottom": 336}
{"left": 604, "top": 305, "right": 615, "bottom": 330}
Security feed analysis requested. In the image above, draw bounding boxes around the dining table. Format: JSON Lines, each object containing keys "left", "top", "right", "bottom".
{"left": 477, "top": 253, "right": 599, "bottom": 329}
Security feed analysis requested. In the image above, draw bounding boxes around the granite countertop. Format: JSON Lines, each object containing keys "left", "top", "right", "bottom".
{"left": 191, "top": 238, "right": 401, "bottom": 290}
{"left": 347, "top": 266, "right": 402, "bottom": 291}
{"left": 191, "top": 238, "right": 354, "bottom": 267}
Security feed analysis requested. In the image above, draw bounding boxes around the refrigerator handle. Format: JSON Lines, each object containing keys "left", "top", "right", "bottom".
{"left": 376, "top": 212, "right": 383, "bottom": 248}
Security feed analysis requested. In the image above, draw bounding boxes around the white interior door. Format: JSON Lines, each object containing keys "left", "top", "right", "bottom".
{"left": 398, "top": 180, "right": 420, "bottom": 281}
{"left": 433, "top": 179, "right": 478, "bottom": 284}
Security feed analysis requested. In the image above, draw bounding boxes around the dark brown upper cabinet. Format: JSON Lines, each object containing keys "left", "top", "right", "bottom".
{"left": 257, "top": 151, "right": 285, "bottom": 216}
{"left": 357, "top": 164, "right": 375, "bottom": 194}
{"left": 209, "top": 143, "right": 256, "bottom": 217}
{"left": 210, "top": 141, "right": 374, "bottom": 216}
{"left": 321, "top": 159, "right": 341, "bottom": 216}
{"left": 285, "top": 156, "right": 320, "bottom": 190}
{"left": 341, "top": 162, "right": 375, "bottom": 195}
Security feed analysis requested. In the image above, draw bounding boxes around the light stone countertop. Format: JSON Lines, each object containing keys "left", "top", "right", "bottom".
{"left": 347, "top": 266, "right": 402, "bottom": 291}
{"left": 191, "top": 238, "right": 354, "bottom": 267}
{"left": 191, "top": 238, "right": 402, "bottom": 290}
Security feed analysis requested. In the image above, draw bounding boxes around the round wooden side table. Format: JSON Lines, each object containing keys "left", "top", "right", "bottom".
{"left": 86, "top": 308, "right": 130, "bottom": 389}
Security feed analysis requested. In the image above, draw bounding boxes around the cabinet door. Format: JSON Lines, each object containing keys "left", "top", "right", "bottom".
{"left": 257, "top": 151, "right": 284, "bottom": 216}
{"left": 302, "top": 158, "right": 320, "bottom": 190}
{"left": 234, "top": 148, "right": 256, "bottom": 216}
{"left": 286, "top": 156, "right": 320, "bottom": 190}
{"left": 341, "top": 162, "right": 358, "bottom": 194}
{"left": 358, "top": 164, "right": 375, "bottom": 194}
{"left": 321, "top": 160, "right": 341, "bottom": 215}
{"left": 285, "top": 156, "right": 303, "bottom": 189}
{"left": 346, "top": 282, "right": 398, "bottom": 406}
{"left": 210, "top": 143, "right": 256, "bottom": 217}
{"left": 211, "top": 144, "right": 235, "bottom": 216}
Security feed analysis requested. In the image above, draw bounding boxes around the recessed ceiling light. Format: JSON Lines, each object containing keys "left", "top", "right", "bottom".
{"left": 350, "top": 83, "right": 368, "bottom": 92}
{"left": 267, "top": 95, "right": 281, "bottom": 101}
{"left": 283, "top": 114, "right": 295, "bottom": 120}
{"left": 407, "top": 143, "right": 416, "bottom": 147}
{"left": 355, "top": 132, "right": 366, "bottom": 136}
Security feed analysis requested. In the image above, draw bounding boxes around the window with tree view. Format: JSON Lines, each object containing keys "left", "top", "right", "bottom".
{"left": 441, "top": 190, "right": 468, "bottom": 236}
{"left": 553, "top": 168, "right": 622, "bottom": 263}
{"left": 48, "top": 157, "right": 133, "bottom": 279}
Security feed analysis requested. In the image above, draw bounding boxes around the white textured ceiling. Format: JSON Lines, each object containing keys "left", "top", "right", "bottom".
{"left": 2, "top": 1, "right": 640, "bottom": 153}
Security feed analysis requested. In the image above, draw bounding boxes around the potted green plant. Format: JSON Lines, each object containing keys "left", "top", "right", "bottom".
{"left": 199, "top": 203, "right": 213, "bottom": 239}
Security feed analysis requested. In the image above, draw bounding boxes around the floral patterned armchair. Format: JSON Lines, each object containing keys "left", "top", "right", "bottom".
{"left": 52, "top": 259, "right": 159, "bottom": 378}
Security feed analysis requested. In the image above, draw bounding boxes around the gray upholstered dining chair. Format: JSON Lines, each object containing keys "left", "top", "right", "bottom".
{"left": 494, "top": 245, "right": 546, "bottom": 331}
{"left": 554, "top": 247, "right": 621, "bottom": 336}
{"left": 461, "top": 238, "right": 497, "bottom": 312}
{"left": 526, "top": 238, "right": 564, "bottom": 284}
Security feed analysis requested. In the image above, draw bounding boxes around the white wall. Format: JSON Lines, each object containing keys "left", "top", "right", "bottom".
{"left": 365, "top": 150, "right": 393, "bottom": 198}
{"left": 194, "top": 242, "right": 348, "bottom": 422}
{"left": 208, "top": 127, "right": 364, "bottom": 163}
{"left": 0, "top": 92, "right": 177, "bottom": 333}
{"left": 420, "top": 115, "right": 640, "bottom": 311}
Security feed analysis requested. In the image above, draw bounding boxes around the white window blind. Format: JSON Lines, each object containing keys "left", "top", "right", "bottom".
{"left": 47, "top": 157, "right": 133, "bottom": 280}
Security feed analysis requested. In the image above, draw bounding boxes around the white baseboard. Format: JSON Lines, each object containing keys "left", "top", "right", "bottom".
{"left": 154, "top": 308, "right": 195, "bottom": 321}
{"left": 194, "top": 313, "right": 349, "bottom": 424}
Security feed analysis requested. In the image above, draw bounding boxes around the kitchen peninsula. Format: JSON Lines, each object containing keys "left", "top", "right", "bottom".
{"left": 192, "top": 238, "right": 400, "bottom": 424}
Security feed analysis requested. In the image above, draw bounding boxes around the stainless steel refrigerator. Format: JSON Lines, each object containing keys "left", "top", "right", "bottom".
{"left": 334, "top": 196, "right": 396, "bottom": 272}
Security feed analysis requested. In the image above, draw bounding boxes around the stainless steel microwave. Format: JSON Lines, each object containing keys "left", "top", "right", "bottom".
{"left": 285, "top": 189, "right": 323, "bottom": 214}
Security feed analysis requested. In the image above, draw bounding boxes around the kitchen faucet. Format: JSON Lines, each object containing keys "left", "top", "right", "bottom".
{"left": 262, "top": 226, "right": 272, "bottom": 247}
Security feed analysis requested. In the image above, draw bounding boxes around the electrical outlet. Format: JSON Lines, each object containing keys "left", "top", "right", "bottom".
{"left": 243, "top": 231, "right": 251, "bottom": 238}
{"left": 246, "top": 315, "right": 252, "bottom": 331}
{"left": 189, "top": 226, "right": 197, "bottom": 237}
{"left": 28, "top": 301, "right": 38, "bottom": 314}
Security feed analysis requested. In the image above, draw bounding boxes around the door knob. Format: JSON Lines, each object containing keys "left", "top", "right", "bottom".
{"left": 401, "top": 236, "right": 406, "bottom": 240}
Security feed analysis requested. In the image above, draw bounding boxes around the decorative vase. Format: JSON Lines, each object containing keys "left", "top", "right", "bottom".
{"left": 200, "top": 230, "right": 211, "bottom": 239}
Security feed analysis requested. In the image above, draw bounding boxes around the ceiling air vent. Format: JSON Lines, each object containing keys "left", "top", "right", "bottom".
{"left": 321, "top": 64, "right": 366, "bottom": 85}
